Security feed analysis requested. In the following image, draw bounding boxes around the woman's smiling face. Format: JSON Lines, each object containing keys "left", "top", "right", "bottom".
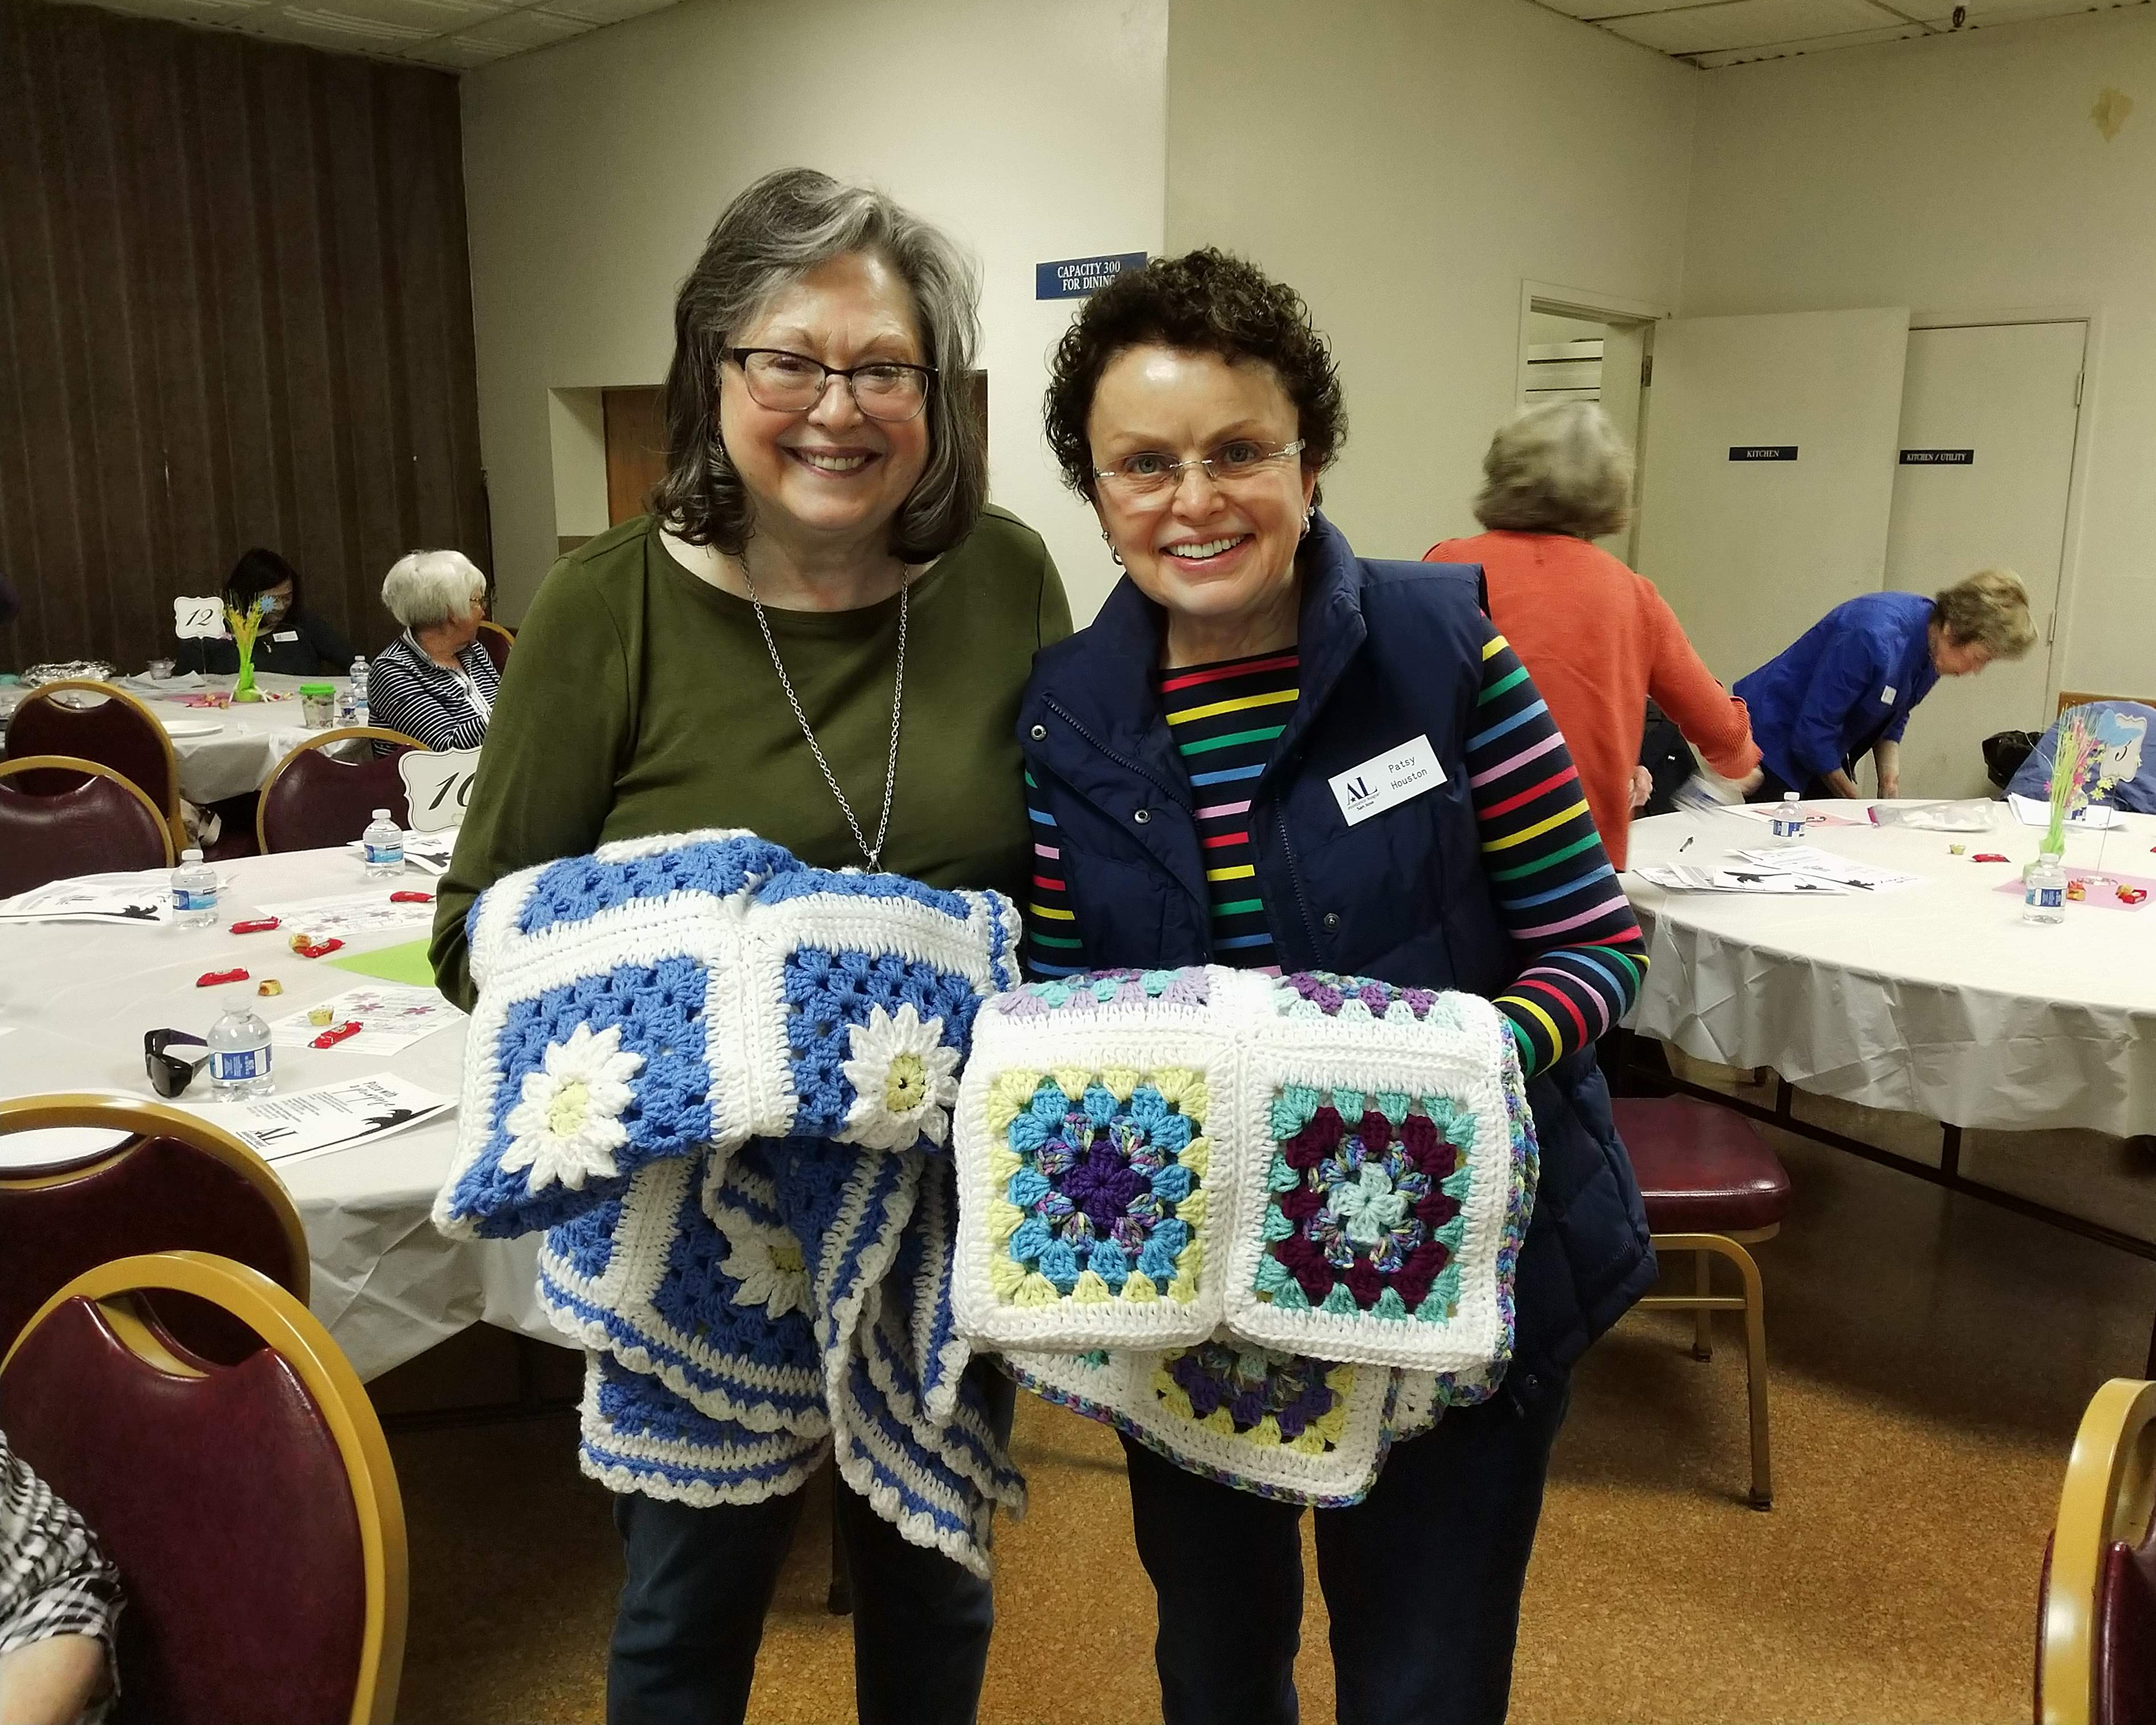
{"left": 716, "top": 250, "right": 932, "bottom": 549}
{"left": 1086, "top": 345, "right": 1316, "bottom": 632}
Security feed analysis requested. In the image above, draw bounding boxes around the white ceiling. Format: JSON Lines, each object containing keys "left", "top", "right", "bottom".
{"left": 1532, "top": 0, "right": 2149, "bottom": 68}
{"left": 48, "top": 0, "right": 679, "bottom": 70}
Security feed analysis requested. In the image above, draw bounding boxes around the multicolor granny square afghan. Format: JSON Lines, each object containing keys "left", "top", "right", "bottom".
{"left": 956, "top": 965, "right": 1537, "bottom": 1504}
{"left": 432, "top": 829, "right": 1026, "bottom": 1575}
{"left": 955, "top": 966, "right": 1536, "bottom": 1377}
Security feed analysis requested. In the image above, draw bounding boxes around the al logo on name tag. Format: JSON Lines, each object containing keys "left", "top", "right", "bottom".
{"left": 1328, "top": 734, "right": 1446, "bottom": 827}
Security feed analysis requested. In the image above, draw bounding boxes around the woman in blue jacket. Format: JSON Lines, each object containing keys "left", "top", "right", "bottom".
{"left": 1020, "top": 250, "right": 1653, "bottom": 1725}
{"left": 1733, "top": 571, "right": 2035, "bottom": 800}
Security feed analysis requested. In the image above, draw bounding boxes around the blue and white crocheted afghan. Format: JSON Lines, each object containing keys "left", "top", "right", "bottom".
{"left": 432, "top": 829, "right": 1026, "bottom": 1575}
{"left": 952, "top": 966, "right": 1538, "bottom": 1506}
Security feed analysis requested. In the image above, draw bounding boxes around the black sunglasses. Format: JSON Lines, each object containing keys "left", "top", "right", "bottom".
{"left": 144, "top": 1029, "right": 210, "bottom": 1099}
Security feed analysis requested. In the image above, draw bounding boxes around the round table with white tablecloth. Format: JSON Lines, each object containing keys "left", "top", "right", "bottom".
{"left": 0, "top": 846, "right": 548, "bottom": 1380}
{"left": 1621, "top": 802, "right": 2156, "bottom": 1139}
{"left": 130, "top": 671, "right": 361, "bottom": 804}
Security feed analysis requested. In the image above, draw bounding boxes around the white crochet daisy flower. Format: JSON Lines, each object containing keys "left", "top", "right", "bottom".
{"left": 500, "top": 1023, "right": 644, "bottom": 1192}
{"left": 836, "top": 1002, "right": 961, "bottom": 1151}
{"left": 719, "top": 1221, "right": 810, "bottom": 1319}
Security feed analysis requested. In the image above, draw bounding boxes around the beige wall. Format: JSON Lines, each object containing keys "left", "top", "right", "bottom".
{"left": 460, "top": 0, "right": 1167, "bottom": 621}
{"left": 1682, "top": 9, "right": 2156, "bottom": 698}
{"left": 1162, "top": 0, "right": 1697, "bottom": 565}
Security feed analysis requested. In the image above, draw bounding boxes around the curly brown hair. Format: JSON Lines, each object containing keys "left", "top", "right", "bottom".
{"left": 1043, "top": 248, "right": 1345, "bottom": 502}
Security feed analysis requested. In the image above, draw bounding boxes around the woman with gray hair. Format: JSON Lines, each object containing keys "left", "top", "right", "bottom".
{"left": 431, "top": 167, "right": 1069, "bottom": 1725}
{"left": 1427, "top": 400, "right": 1760, "bottom": 869}
{"left": 368, "top": 549, "right": 499, "bottom": 752}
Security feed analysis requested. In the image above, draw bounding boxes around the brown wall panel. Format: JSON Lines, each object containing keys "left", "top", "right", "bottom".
{"left": 0, "top": 0, "right": 488, "bottom": 673}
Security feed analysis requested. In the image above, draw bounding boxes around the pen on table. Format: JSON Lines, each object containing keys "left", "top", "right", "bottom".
{"left": 1679, "top": 836, "right": 1694, "bottom": 853}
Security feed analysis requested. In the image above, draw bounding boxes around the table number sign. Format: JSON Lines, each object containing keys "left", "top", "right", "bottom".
{"left": 398, "top": 747, "right": 481, "bottom": 833}
{"left": 173, "top": 596, "right": 228, "bottom": 639}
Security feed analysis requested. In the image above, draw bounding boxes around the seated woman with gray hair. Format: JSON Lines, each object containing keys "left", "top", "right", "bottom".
{"left": 368, "top": 549, "right": 499, "bottom": 753}
{"left": 1428, "top": 400, "right": 1760, "bottom": 868}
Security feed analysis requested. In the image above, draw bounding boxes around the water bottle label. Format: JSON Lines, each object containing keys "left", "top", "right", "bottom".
{"left": 173, "top": 887, "right": 218, "bottom": 911}
{"left": 365, "top": 841, "right": 403, "bottom": 865}
{"left": 2026, "top": 884, "right": 2064, "bottom": 909}
{"left": 212, "top": 1047, "right": 267, "bottom": 1081}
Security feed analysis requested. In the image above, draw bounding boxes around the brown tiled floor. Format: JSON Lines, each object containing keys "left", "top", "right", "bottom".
{"left": 387, "top": 1070, "right": 2156, "bottom": 1723}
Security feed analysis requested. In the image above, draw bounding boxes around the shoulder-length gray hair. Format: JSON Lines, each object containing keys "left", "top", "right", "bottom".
{"left": 1472, "top": 401, "right": 1634, "bottom": 539}
{"left": 652, "top": 167, "right": 986, "bottom": 563}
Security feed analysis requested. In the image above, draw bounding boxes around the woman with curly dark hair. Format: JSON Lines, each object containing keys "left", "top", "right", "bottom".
{"left": 1017, "top": 249, "right": 1653, "bottom": 1725}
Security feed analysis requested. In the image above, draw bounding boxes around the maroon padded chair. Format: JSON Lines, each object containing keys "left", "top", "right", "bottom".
{"left": 3, "top": 680, "right": 184, "bottom": 849}
{"left": 475, "top": 619, "right": 513, "bottom": 677}
{"left": 256, "top": 727, "right": 424, "bottom": 853}
{"left": 0, "top": 755, "right": 174, "bottom": 893}
{"left": 0, "top": 1252, "right": 406, "bottom": 1725}
{"left": 1614, "top": 1095, "right": 1791, "bottom": 1509}
{"left": 0, "top": 1094, "right": 308, "bottom": 1364}
{"left": 2036, "top": 1379, "right": 2156, "bottom": 1725}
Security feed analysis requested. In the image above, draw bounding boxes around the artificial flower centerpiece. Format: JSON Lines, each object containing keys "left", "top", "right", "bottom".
{"left": 2041, "top": 710, "right": 2120, "bottom": 859}
{"left": 226, "top": 592, "right": 273, "bottom": 702}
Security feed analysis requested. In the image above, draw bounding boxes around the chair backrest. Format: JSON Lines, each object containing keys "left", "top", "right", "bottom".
{"left": 0, "top": 1251, "right": 406, "bottom": 1725}
{"left": 475, "top": 619, "right": 513, "bottom": 676}
{"left": 2060, "top": 691, "right": 2156, "bottom": 717}
{"left": 257, "top": 727, "right": 426, "bottom": 853}
{"left": 2039, "top": 1377, "right": 2156, "bottom": 1724}
{"left": 0, "top": 755, "right": 174, "bottom": 894}
{"left": 3, "top": 680, "right": 182, "bottom": 846}
{"left": 0, "top": 1093, "right": 308, "bottom": 1362}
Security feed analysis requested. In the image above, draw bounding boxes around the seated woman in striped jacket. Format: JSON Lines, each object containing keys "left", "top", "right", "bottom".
{"left": 369, "top": 550, "right": 500, "bottom": 754}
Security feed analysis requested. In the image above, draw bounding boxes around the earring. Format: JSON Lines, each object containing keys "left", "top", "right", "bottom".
{"left": 1101, "top": 529, "right": 1124, "bottom": 569}
{"left": 1298, "top": 511, "right": 1313, "bottom": 540}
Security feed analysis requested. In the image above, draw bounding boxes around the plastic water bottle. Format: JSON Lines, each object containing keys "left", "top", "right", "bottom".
{"left": 2023, "top": 855, "right": 2068, "bottom": 925}
{"left": 171, "top": 847, "right": 218, "bottom": 927}
{"left": 349, "top": 656, "right": 370, "bottom": 726}
{"left": 362, "top": 808, "right": 404, "bottom": 876}
{"left": 208, "top": 1001, "right": 273, "bottom": 1100}
{"left": 1769, "top": 791, "right": 1807, "bottom": 845}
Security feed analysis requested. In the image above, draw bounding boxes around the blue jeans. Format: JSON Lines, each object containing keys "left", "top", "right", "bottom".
{"left": 1121, "top": 1374, "right": 1571, "bottom": 1725}
{"left": 606, "top": 1367, "right": 1013, "bottom": 1725}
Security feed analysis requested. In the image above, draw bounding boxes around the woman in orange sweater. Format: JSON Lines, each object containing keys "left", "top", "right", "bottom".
{"left": 1428, "top": 402, "right": 1759, "bottom": 869}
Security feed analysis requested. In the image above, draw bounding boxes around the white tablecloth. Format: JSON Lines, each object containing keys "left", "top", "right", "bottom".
{"left": 138, "top": 673, "right": 357, "bottom": 804}
{"left": 0, "top": 847, "right": 551, "bottom": 1380}
{"left": 1623, "top": 803, "right": 2156, "bottom": 1137}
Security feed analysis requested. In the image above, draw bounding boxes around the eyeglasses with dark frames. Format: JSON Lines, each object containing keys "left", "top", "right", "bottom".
{"left": 723, "top": 348, "right": 936, "bottom": 422}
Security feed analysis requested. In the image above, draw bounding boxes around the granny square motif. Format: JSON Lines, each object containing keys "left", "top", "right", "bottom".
{"left": 1008, "top": 1337, "right": 1402, "bottom": 1506}
{"left": 955, "top": 966, "right": 1535, "bottom": 1380}
{"left": 950, "top": 968, "right": 1227, "bottom": 1351}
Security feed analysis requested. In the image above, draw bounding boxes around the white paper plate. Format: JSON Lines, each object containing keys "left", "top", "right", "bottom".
{"left": 160, "top": 719, "right": 224, "bottom": 738}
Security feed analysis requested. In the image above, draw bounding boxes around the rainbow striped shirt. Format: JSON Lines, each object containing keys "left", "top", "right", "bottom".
{"left": 1023, "top": 629, "right": 1645, "bottom": 1074}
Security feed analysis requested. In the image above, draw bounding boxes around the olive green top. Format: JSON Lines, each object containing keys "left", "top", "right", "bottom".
{"left": 431, "top": 506, "right": 1072, "bottom": 1009}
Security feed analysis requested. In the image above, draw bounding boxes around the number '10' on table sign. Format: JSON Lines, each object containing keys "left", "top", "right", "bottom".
{"left": 396, "top": 748, "right": 481, "bottom": 834}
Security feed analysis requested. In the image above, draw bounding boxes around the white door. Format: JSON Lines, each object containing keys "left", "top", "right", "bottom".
{"left": 1881, "top": 322, "right": 2084, "bottom": 798}
{"left": 1633, "top": 308, "right": 1911, "bottom": 686}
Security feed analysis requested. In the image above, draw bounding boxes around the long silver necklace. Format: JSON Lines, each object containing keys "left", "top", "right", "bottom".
{"left": 741, "top": 561, "right": 906, "bottom": 872}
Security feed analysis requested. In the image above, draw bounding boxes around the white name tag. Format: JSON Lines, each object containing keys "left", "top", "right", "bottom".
{"left": 272, "top": 629, "right": 299, "bottom": 643}
{"left": 1880, "top": 684, "right": 1897, "bottom": 704}
{"left": 1328, "top": 735, "right": 1446, "bottom": 828}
